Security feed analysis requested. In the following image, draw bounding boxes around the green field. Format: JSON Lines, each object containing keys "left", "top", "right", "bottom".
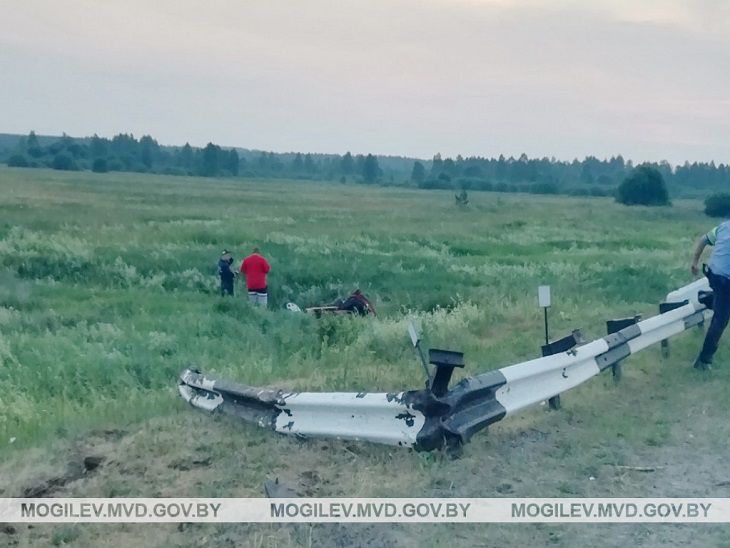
{"left": 1, "top": 167, "right": 729, "bottom": 547}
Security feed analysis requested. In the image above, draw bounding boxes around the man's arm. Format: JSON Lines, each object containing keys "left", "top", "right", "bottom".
{"left": 691, "top": 234, "right": 710, "bottom": 277}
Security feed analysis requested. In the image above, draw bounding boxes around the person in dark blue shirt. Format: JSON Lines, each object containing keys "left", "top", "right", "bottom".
{"left": 218, "top": 250, "right": 236, "bottom": 296}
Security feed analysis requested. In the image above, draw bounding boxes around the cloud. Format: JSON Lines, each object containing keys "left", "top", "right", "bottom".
{"left": 0, "top": 0, "right": 728, "bottom": 163}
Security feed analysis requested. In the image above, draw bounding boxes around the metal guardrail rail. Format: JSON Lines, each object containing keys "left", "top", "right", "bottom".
{"left": 178, "top": 278, "right": 713, "bottom": 451}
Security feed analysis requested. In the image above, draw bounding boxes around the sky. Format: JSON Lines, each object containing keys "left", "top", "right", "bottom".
{"left": 0, "top": 0, "right": 728, "bottom": 164}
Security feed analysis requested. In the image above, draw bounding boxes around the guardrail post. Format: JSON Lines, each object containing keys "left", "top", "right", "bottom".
{"left": 606, "top": 315, "right": 641, "bottom": 382}
{"left": 658, "top": 300, "right": 688, "bottom": 358}
{"left": 428, "top": 349, "right": 465, "bottom": 397}
{"left": 659, "top": 339, "right": 669, "bottom": 358}
{"left": 540, "top": 329, "right": 583, "bottom": 410}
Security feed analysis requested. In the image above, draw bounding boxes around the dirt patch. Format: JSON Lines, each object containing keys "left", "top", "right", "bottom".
{"left": 169, "top": 456, "right": 212, "bottom": 471}
{"left": 21, "top": 453, "right": 104, "bottom": 498}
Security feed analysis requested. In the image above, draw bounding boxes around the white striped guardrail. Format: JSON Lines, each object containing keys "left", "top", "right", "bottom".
{"left": 666, "top": 277, "right": 710, "bottom": 306}
{"left": 178, "top": 278, "right": 712, "bottom": 451}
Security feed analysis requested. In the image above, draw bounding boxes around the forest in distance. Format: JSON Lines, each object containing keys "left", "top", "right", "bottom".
{"left": 1, "top": 130, "right": 729, "bottom": 199}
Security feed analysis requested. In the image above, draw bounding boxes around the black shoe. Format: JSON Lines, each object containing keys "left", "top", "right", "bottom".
{"left": 693, "top": 357, "right": 712, "bottom": 371}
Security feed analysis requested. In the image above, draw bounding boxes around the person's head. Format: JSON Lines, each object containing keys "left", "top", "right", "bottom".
{"left": 252, "top": 246, "right": 260, "bottom": 254}
{"left": 221, "top": 249, "right": 232, "bottom": 260}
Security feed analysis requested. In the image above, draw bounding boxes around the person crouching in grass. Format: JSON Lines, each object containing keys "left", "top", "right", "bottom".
{"left": 691, "top": 222, "right": 730, "bottom": 370}
{"left": 240, "top": 246, "right": 271, "bottom": 307}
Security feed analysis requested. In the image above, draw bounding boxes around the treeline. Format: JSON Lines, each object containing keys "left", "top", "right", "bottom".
{"left": 2, "top": 131, "right": 385, "bottom": 182}
{"left": 7, "top": 132, "right": 239, "bottom": 177}
{"left": 411, "top": 153, "right": 730, "bottom": 197}
{"left": 3, "top": 131, "right": 730, "bottom": 198}
{"left": 246, "top": 150, "right": 382, "bottom": 182}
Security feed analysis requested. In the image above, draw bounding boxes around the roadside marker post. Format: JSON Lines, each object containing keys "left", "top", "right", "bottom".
{"left": 537, "top": 285, "right": 561, "bottom": 410}
{"left": 538, "top": 285, "right": 551, "bottom": 345}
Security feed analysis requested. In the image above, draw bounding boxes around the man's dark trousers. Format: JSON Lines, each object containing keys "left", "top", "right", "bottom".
{"left": 220, "top": 278, "right": 234, "bottom": 296}
{"left": 699, "top": 270, "right": 730, "bottom": 363}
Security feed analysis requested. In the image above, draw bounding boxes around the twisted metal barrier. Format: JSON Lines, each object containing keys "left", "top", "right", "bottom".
{"left": 178, "top": 278, "right": 712, "bottom": 451}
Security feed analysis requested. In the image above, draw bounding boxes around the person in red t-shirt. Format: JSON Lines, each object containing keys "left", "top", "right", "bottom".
{"left": 240, "top": 247, "right": 271, "bottom": 307}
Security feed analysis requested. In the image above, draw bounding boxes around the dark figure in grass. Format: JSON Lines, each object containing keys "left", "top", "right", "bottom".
{"left": 218, "top": 250, "right": 236, "bottom": 297}
{"left": 337, "top": 289, "right": 377, "bottom": 316}
{"left": 691, "top": 222, "right": 730, "bottom": 370}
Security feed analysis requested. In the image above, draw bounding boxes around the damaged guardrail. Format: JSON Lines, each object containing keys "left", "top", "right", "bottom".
{"left": 178, "top": 279, "right": 712, "bottom": 452}
{"left": 178, "top": 369, "right": 427, "bottom": 447}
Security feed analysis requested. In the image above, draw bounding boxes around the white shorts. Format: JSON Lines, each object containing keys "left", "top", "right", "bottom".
{"left": 248, "top": 291, "right": 268, "bottom": 307}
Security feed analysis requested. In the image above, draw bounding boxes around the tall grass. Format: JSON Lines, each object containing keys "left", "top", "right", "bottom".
{"left": 0, "top": 166, "right": 714, "bottom": 448}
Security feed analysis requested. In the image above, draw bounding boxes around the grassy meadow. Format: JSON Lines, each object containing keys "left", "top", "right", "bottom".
{"left": 2, "top": 167, "right": 730, "bottom": 547}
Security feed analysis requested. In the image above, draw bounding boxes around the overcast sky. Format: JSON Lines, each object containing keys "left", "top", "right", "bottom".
{"left": 1, "top": 0, "right": 728, "bottom": 164}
